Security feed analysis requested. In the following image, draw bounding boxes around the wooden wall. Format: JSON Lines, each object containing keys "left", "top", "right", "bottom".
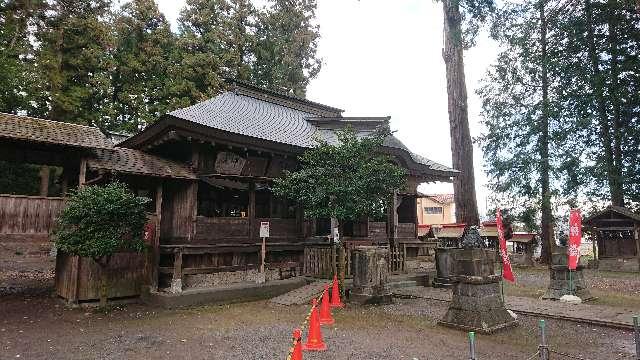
{"left": 160, "top": 181, "right": 197, "bottom": 243}
{"left": 0, "top": 194, "right": 65, "bottom": 237}
{"left": 192, "top": 216, "right": 298, "bottom": 244}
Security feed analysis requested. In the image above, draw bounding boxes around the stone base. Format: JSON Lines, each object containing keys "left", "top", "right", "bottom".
{"left": 543, "top": 266, "right": 594, "bottom": 301}
{"left": 432, "top": 277, "right": 456, "bottom": 288}
{"left": 349, "top": 291, "right": 393, "bottom": 305}
{"left": 439, "top": 280, "right": 517, "bottom": 334}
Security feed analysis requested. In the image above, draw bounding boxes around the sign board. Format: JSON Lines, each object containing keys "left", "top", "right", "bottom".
{"left": 214, "top": 152, "right": 246, "bottom": 175}
{"left": 333, "top": 227, "right": 340, "bottom": 243}
{"left": 260, "top": 221, "right": 270, "bottom": 238}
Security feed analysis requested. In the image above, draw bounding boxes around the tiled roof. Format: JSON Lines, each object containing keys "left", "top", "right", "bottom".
{"left": 88, "top": 148, "right": 195, "bottom": 179}
{"left": 167, "top": 88, "right": 457, "bottom": 177}
{"left": 510, "top": 233, "right": 536, "bottom": 243}
{"left": 0, "top": 112, "right": 113, "bottom": 149}
{"left": 584, "top": 205, "right": 640, "bottom": 224}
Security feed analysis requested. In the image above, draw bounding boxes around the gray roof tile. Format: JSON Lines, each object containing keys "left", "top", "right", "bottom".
{"left": 168, "top": 89, "right": 456, "bottom": 177}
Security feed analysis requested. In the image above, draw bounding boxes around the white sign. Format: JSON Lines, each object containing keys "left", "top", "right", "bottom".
{"left": 333, "top": 227, "right": 340, "bottom": 243}
{"left": 260, "top": 221, "right": 270, "bottom": 238}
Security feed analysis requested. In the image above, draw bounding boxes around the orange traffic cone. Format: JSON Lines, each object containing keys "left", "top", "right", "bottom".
{"left": 319, "top": 285, "right": 335, "bottom": 326}
{"left": 303, "top": 298, "right": 327, "bottom": 351}
{"left": 330, "top": 275, "right": 345, "bottom": 308}
{"left": 291, "top": 328, "right": 303, "bottom": 360}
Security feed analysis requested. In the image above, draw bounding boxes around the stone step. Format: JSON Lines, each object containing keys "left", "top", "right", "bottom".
{"left": 389, "top": 280, "right": 418, "bottom": 289}
{"left": 269, "top": 279, "right": 330, "bottom": 306}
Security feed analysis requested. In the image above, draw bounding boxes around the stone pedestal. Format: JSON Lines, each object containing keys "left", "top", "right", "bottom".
{"left": 543, "top": 250, "right": 593, "bottom": 301}
{"left": 433, "top": 247, "right": 457, "bottom": 288}
{"left": 439, "top": 248, "right": 517, "bottom": 333}
{"left": 350, "top": 246, "right": 392, "bottom": 305}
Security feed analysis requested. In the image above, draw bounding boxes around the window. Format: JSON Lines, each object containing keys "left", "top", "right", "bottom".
{"left": 424, "top": 206, "right": 443, "bottom": 215}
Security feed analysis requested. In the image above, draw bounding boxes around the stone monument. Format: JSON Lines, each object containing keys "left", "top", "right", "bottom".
{"left": 433, "top": 247, "right": 456, "bottom": 288}
{"left": 350, "top": 246, "right": 392, "bottom": 305}
{"left": 439, "top": 227, "right": 517, "bottom": 333}
{"left": 543, "top": 248, "right": 593, "bottom": 301}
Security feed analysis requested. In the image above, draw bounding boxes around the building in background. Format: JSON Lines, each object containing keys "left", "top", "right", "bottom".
{"left": 416, "top": 193, "right": 455, "bottom": 226}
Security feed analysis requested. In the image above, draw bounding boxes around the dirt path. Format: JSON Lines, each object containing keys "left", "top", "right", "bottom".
{"left": 0, "top": 293, "right": 635, "bottom": 360}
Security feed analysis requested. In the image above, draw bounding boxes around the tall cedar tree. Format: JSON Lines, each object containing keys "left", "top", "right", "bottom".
{"left": 0, "top": 0, "right": 44, "bottom": 113}
{"left": 440, "top": 0, "right": 494, "bottom": 226}
{"left": 252, "top": 0, "right": 321, "bottom": 97}
{"left": 176, "top": 0, "right": 256, "bottom": 101}
{"left": 32, "top": 0, "right": 114, "bottom": 127}
{"left": 111, "top": 0, "right": 175, "bottom": 133}
{"left": 480, "top": 0, "right": 640, "bottom": 260}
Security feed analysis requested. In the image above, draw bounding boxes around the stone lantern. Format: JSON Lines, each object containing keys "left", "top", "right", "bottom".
{"left": 439, "top": 227, "right": 517, "bottom": 333}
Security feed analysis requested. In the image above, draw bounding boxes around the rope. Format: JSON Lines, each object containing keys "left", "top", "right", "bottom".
{"left": 285, "top": 290, "right": 325, "bottom": 359}
{"left": 524, "top": 351, "right": 540, "bottom": 360}
{"left": 549, "top": 349, "right": 591, "bottom": 360}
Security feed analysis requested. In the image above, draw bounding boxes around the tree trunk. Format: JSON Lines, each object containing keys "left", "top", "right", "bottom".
{"left": 539, "top": 0, "right": 554, "bottom": 265}
{"left": 606, "top": 0, "right": 625, "bottom": 207}
{"left": 442, "top": 0, "right": 479, "bottom": 226}
{"left": 585, "top": 0, "right": 622, "bottom": 207}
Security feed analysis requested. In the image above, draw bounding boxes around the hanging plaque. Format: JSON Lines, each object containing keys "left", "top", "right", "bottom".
{"left": 214, "top": 152, "right": 246, "bottom": 175}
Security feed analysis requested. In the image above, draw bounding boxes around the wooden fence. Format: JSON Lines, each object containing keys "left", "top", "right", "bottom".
{"left": 0, "top": 194, "right": 65, "bottom": 239}
{"left": 304, "top": 244, "right": 405, "bottom": 279}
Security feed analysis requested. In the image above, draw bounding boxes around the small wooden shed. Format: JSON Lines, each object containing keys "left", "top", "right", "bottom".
{"left": 584, "top": 206, "right": 640, "bottom": 272}
{"left": 508, "top": 232, "right": 536, "bottom": 266}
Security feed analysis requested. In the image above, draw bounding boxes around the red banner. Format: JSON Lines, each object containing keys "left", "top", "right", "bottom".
{"left": 568, "top": 209, "right": 582, "bottom": 270}
{"left": 496, "top": 209, "right": 515, "bottom": 282}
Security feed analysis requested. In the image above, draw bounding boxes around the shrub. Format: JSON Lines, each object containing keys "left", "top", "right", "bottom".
{"left": 54, "top": 182, "right": 149, "bottom": 261}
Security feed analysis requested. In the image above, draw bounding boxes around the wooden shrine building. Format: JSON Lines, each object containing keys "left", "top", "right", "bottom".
{"left": 0, "top": 81, "right": 457, "bottom": 299}
{"left": 584, "top": 206, "right": 640, "bottom": 272}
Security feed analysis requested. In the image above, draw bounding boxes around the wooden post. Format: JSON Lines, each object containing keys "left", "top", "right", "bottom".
{"left": 78, "top": 158, "right": 87, "bottom": 188}
{"left": 39, "top": 165, "right": 50, "bottom": 197}
{"left": 249, "top": 181, "right": 256, "bottom": 240}
{"left": 188, "top": 181, "right": 198, "bottom": 241}
{"left": 151, "top": 183, "right": 163, "bottom": 292}
{"left": 68, "top": 255, "right": 80, "bottom": 305}
{"left": 171, "top": 249, "right": 183, "bottom": 293}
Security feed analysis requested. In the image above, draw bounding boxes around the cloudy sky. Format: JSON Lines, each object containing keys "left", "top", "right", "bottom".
{"left": 156, "top": 0, "right": 499, "bottom": 217}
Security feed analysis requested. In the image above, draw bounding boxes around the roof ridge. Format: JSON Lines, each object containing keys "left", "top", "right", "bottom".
{"left": 0, "top": 112, "right": 102, "bottom": 131}
{"left": 228, "top": 79, "right": 344, "bottom": 116}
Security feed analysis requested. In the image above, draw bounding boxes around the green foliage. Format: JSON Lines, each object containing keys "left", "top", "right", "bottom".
{"left": 111, "top": 0, "right": 176, "bottom": 133}
{"left": 272, "top": 127, "right": 406, "bottom": 222}
{"left": 1, "top": 0, "right": 322, "bottom": 132}
{"left": 479, "top": 1, "right": 640, "bottom": 214}
{"left": 252, "top": 0, "right": 321, "bottom": 97}
{"left": 31, "top": 0, "right": 114, "bottom": 127}
{"left": 54, "top": 182, "right": 149, "bottom": 260}
{"left": 0, "top": 0, "right": 43, "bottom": 113}
{"left": 0, "top": 161, "right": 41, "bottom": 195}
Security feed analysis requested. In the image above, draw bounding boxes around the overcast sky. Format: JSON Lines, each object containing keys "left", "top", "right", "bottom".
{"left": 156, "top": 0, "right": 499, "bottom": 218}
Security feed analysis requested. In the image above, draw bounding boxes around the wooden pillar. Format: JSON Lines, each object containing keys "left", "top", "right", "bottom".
{"left": 249, "top": 181, "right": 256, "bottom": 241}
{"left": 68, "top": 255, "right": 80, "bottom": 304}
{"left": 188, "top": 181, "right": 198, "bottom": 241}
{"left": 60, "top": 175, "right": 68, "bottom": 196}
{"left": 78, "top": 158, "right": 87, "bottom": 188}
{"left": 39, "top": 165, "right": 50, "bottom": 197}
{"left": 151, "top": 183, "right": 163, "bottom": 292}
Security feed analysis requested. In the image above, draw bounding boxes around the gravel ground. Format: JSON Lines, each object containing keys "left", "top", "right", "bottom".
{"left": 0, "top": 293, "right": 635, "bottom": 360}
{"left": 510, "top": 266, "right": 640, "bottom": 296}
